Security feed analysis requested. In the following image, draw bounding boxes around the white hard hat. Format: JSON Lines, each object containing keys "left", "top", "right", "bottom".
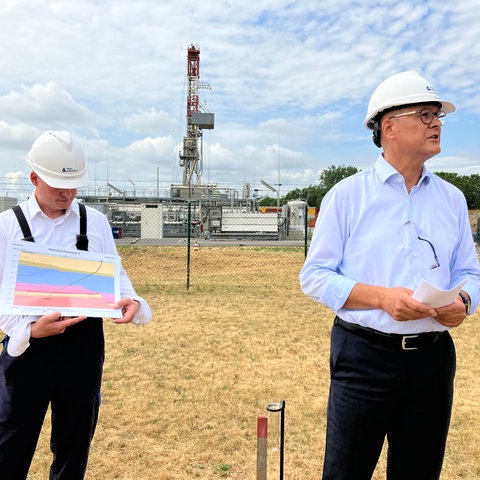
{"left": 364, "top": 71, "right": 456, "bottom": 130}
{"left": 26, "top": 130, "right": 90, "bottom": 189}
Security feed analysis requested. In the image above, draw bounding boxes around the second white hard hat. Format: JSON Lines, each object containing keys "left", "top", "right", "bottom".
{"left": 364, "top": 71, "right": 456, "bottom": 130}
{"left": 26, "top": 130, "right": 90, "bottom": 189}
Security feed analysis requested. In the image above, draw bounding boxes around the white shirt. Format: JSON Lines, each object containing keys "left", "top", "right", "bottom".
{"left": 0, "top": 194, "right": 152, "bottom": 356}
{"left": 300, "top": 155, "right": 480, "bottom": 334}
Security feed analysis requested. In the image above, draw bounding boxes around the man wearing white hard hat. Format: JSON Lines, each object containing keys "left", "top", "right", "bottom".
{"left": 0, "top": 131, "right": 152, "bottom": 479}
{"left": 300, "top": 72, "right": 480, "bottom": 479}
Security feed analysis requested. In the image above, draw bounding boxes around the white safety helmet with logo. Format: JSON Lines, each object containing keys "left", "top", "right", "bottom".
{"left": 364, "top": 71, "right": 456, "bottom": 147}
{"left": 26, "top": 130, "right": 90, "bottom": 189}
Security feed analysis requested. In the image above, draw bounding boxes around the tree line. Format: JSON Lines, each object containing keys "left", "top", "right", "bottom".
{"left": 259, "top": 165, "right": 480, "bottom": 210}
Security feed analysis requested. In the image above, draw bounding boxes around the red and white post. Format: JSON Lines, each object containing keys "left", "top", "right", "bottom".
{"left": 256, "top": 415, "right": 268, "bottom": 480}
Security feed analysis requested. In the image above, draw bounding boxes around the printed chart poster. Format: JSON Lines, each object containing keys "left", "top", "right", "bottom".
{"left": 0, "top": 240, "right": 122, "bottom": 318}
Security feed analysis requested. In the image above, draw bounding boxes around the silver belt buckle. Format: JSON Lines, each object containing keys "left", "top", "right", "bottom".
{"left": 401, "top": 334, "right": 419, "bottom": 350}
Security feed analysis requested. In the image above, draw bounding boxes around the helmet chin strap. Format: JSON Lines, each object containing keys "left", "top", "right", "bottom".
{"left": 372, "top": 120, "right": 382, "bottom": 148}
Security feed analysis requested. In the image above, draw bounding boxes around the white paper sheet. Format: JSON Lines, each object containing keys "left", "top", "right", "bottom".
{"left": 412, "top": 279, "right": 466, "bottom": 308}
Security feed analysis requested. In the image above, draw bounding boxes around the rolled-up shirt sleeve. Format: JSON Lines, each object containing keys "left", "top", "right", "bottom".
{"left": 0, "top": 314, "right": 38, "bottom": 357}
{"left": 130, "top": 297, "right": 152, "bottom": 325}
{"left": 300, "top": 188, "right": 358, "bottom": 312}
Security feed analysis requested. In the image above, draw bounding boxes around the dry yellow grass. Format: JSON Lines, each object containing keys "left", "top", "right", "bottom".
{"left": 5, "top": 246, "right": 480, "bottom": 479}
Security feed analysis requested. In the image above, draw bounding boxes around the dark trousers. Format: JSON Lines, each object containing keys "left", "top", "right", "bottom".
{"left": 322, "top": 322, "right": 455, "bottom": 480}
{"left": 0, "top": 318, "right": 104, "bottom": 480}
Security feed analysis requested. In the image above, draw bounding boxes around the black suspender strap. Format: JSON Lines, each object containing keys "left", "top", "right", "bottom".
{"left": 12, "top": 203, "right": 88, "bottom": 251}
{"left": 12, "top": 205, "right": 34, "bottom": 242}
{"left": 76, "top": 203, "right": 89, "bottom": 251}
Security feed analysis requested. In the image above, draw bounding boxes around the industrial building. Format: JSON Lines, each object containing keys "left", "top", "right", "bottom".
{"left": 1, "top": 45, "right": 309, "bottom": 243}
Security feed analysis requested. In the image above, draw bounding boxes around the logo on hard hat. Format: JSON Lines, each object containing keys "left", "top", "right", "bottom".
{"left": 62, "top": 167, "right": 79, "bottom": 173}
{"left": 426, "top": 85, "right": 436, "bottom": 92}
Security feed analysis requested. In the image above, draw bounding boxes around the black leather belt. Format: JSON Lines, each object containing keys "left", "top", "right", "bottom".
{"left": 334, "top": 316, "right": 445, "bottom": 351}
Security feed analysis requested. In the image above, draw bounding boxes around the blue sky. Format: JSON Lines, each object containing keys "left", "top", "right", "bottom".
{"left": 0, "top": 0, "right": 479, "bottom": 200}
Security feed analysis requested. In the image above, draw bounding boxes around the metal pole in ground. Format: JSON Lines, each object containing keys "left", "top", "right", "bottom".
{"left": 256, "top": 416, "right": 268, "bottom": 480}
{"left": 186, "top": 201, "right": 191, "bottom": 290}
{"left": 267, "top": 400, "right": 285, "bottom": 480}
{"left": 304, "top": 202, "right": 309, "bottom": 258}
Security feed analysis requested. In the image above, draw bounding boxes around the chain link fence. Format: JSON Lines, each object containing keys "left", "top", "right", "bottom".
{"left": 0, "top": 193, "right": 318, "bottom": 292}
{"left": 108, "top": 200, "right": 318, "bottom": 292}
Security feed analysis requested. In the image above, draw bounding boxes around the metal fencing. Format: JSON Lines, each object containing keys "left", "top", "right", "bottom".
{"left": 112, "top": 201, "right": 316, "bottom": 292}
{"left": 0, "top": 194, "right": 316, "bottom": 292}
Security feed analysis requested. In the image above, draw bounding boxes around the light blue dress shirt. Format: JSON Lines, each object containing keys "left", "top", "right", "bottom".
{"left": 300, "top": 155, "right": 480, "bottom": 334}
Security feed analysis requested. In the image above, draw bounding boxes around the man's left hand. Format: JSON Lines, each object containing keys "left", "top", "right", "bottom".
{"left": 434, "top": 298, "right": 467, "bottom": 328}
{"left": 112, "top": 298, "right": 140, "bottom": 324}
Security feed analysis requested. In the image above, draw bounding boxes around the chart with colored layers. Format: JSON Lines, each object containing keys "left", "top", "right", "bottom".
{"left": 0, "top": 240, "right": 121, "bottom": 318}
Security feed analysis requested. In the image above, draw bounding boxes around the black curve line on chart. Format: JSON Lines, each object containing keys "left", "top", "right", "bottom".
{"left": 34, "top": 259, "right": 105, "bottom": 299}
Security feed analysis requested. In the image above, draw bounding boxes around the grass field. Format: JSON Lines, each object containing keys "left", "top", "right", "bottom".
{"left": 7, "top": 246, "right": 480, "bottom": 479}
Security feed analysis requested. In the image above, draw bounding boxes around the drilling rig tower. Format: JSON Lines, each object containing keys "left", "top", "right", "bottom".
{"left": 179, "top": 44, "right": 214, "bottom": 189}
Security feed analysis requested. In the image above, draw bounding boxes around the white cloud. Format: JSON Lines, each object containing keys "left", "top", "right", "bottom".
{"left": 0, "top": 0, "right": 478, "bottom": 199}
{"left": 0, "top": 121, "right": 39, "bottom": 149}
{"left": 0, "top": 83, "right": 93, "bottom": 125}
{"left": 123, "top": 108, "right": 178, "bottom": 136}
{"left": 428, "top": 155, "right": 480, "bottom": 175}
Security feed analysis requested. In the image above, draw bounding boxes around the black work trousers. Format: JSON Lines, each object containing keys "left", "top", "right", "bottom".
{"left": 322, "top": 322, "right": 455, "bottom": 480}
{"left": 0, "top": 317, "right": 104, "bottom": 480}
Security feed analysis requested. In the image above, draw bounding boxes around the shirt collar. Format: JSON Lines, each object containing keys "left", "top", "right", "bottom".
{"left": 27, "top": 191, "right": 79, "bottom": 219}
{"left": 374, "top": 154, "right": 432, "bottom": 186}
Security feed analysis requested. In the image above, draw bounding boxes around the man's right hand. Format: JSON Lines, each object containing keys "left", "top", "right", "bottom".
{"left": 30, "top": 312, "right": 87, "bottom": 338}
{"left": 379, "top": 287, "right": 437, "bottom": 321}
{"left": 344, "top": 284, "right": 437, "bottom": 321}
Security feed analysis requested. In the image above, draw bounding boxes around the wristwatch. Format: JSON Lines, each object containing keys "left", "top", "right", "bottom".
{"left": 458, "top": 291, "right": 471, "bottom": 315}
